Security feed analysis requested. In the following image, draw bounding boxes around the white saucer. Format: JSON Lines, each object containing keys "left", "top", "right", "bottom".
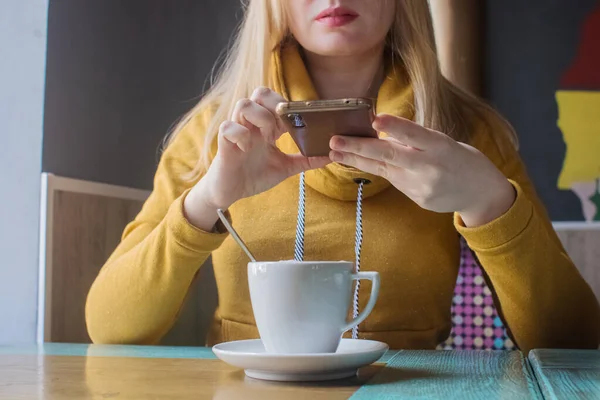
{"left": 212, "top": 338, "right": 388, "bottom": 382}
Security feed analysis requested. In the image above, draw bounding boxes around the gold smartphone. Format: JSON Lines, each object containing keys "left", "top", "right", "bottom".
{"left": 276, "top": 98, "right": 378, "bottom": 157}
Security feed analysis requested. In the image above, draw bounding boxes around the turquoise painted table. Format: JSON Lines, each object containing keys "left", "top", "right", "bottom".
{"left": 529, "top": 349, "right": 600, "bottom": 400}
{"left": 0, "top": 344, "right": 542, "bottom": 399}
{"left": 351, "top": 350, "right": 542, "bottom": 399}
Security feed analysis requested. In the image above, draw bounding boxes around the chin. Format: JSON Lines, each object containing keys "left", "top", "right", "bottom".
{"left": 308, "top": 37, "right": 370, "bottom": 57}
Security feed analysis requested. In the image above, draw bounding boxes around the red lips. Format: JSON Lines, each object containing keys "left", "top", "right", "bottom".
{"left": 315, "top": 6, "right": 359, "bottom": 27}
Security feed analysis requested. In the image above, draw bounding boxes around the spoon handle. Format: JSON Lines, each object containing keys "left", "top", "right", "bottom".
{"left": 216, "top": 209, "right": 257, "bottom": 262}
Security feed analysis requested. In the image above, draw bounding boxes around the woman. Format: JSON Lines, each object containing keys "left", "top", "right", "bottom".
{"left": 86, "top": 0, "right": 600, "bottom": 352}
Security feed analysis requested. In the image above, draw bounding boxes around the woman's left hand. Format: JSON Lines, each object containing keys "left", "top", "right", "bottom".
{"left": 329, "top": 114, "right": 516, "bottom": 227}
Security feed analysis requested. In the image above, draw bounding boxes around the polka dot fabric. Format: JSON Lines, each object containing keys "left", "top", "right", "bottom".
{"left": 437, "top": 238, "right": 516, "bottom": 351}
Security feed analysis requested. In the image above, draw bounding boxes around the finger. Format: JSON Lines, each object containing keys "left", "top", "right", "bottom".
{"left": 250, "top": 87, "right": 286, "bottom": 113}
{"left": 374, "top": 114, "right": 437, "bottom": 150}
{"left": 286, "top": 154, "right": 331, "bottom": 176}
{"left": 250, "top": 87, "right": 287, "bottom": 137}
{"left": 218, "top": 120, "right": 254, "bottom": 153}
{"left": 232, "top": 98, "right": 279, "bottom": 142}
{"left": 330, "top": 135, "right": 420, "bottom": 170}
{"left": 329, "top": 150, "right": 402, "bottom": 182}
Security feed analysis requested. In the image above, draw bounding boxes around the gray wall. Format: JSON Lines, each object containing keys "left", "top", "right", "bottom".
{"left": 0, "top": 0, "right": 48, "bottom": 344}
{"left": 42, "top": 0, "right": 240, "bottom": 190}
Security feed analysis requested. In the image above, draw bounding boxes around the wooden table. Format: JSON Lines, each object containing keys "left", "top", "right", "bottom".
{"left": 0, "top": 344, "right": 541, "bottom": 399}
{"left": 529, "top": 349, "right": 600, "bottom": 400}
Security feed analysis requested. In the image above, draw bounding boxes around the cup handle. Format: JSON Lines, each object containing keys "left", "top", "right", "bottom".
{"left": 341, "top": 271, "right": 380, "bottom": 333}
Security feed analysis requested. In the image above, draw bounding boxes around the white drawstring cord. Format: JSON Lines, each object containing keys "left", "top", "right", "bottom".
{"left": 294, "top": 172, "right": 306, "bottom": 262}
{"left": 294, "top": 173, "right": 368, "bottom": 340}
{"left": 351, "top": 178, "right": 368, "bottom": 339}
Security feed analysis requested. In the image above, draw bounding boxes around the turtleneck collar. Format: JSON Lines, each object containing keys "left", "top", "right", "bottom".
{"left": 272, "top": 41, "right": 415, "bottom": 201}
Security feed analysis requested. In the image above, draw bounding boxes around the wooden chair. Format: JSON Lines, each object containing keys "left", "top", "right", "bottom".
{"left": 440, "top": 230, "right": 600, "bottom": 350}
{"left": 438, "top": 239, "right": 514, "bottom": 350}
{"left": 37, "top": 173, "right": 218, "bottom": 346}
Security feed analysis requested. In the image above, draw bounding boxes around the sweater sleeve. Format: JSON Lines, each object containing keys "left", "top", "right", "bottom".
{"left": 454, "top": 121, "right": 600, "bottom": 353}
{"left": 85, "top": 111, "right": 228, "bottom": 345}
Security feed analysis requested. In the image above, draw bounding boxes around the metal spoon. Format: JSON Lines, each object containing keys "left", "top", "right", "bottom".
{"left": 216, "top": 209, "right": 257, "bottom": 262}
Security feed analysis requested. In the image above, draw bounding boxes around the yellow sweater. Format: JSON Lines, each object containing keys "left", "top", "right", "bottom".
{"left": 86, "top": 44, "right": 600, "bottom": 352}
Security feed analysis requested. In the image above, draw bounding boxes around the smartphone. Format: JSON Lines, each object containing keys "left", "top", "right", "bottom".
{"left": 276, "top": 98, "right": 378, "bottom": 157}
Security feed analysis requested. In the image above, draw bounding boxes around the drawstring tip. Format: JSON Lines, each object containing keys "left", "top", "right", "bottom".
{"left": 353, "top": 178, "right": 371, "bottom": 185}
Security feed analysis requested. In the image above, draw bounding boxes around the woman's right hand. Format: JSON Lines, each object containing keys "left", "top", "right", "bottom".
{"left": 183, "top": 87, "right": 330, "bottom": 231}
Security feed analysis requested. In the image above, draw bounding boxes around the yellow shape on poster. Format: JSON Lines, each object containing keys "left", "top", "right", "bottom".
{"left": 556, "top": 90, "right": 600, "bottom": 189}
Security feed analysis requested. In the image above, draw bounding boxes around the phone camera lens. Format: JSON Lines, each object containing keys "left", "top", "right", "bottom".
{"left": 287, "top": 113, "right": 306, "bottom": 128}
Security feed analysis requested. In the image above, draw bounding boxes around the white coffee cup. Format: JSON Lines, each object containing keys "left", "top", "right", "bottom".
{"left": 248, "top": 261, "right": 380, "bottom": 354}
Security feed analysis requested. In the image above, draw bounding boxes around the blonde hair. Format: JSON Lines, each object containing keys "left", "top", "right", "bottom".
{"left": 167, "top": 0, "right": 516, "bottom": 179}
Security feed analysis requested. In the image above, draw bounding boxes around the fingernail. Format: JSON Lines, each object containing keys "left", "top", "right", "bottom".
{"left": 330, "top": 151, "right": 344, "bottom": 162}
{"left": 330, "top": 136, "right": 345, "bottom": 150}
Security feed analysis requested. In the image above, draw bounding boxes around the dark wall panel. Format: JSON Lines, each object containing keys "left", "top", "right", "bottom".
{"left": 43, "top": 0, "right": 241, "bottom": 189}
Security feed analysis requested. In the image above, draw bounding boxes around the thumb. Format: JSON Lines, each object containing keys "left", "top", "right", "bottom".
{"left": 286, "top": 154, "right": 331, "bottom": 176}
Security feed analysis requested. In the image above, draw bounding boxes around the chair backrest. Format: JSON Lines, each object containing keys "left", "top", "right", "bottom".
{"left": 38, "top": 173, "right": 149, "bottom": 343}
{"left": 554, "top": 226, "right": 600, "bottom": 302}
{"left": 438, "top": 238, "right": 515, "bottom": 350}
{"left": 440, "top": 228, "right": 600, "bottom": 351}
{"left": 38, "top": 173, "right": 219, "bottom": 345}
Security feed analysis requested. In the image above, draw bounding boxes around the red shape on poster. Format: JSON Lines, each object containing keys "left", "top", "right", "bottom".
{"left": 560, "top": 4, "right": 600, "bottom": 89}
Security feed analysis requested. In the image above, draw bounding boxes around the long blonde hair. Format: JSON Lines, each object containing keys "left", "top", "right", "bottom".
{"left": 167, "top": 0, "right": 516, "bottom": 179}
